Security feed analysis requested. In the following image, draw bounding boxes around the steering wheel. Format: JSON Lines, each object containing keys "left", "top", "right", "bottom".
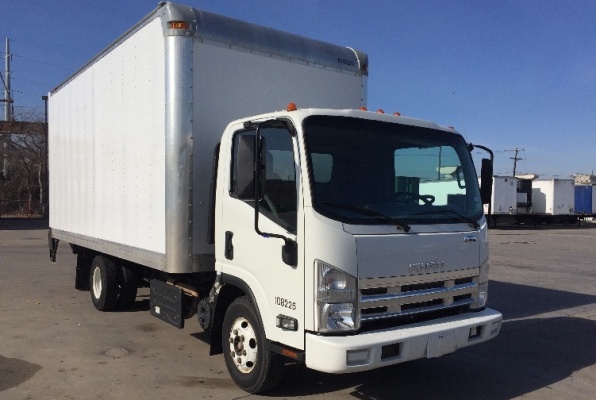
{"left": 394, "top": 192, "right": 435, "bottom": 205}
{"left": 261, "top": 194, "right": 279, "bottom": 218}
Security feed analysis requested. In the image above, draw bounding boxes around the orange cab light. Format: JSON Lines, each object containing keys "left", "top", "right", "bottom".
{"left": 168, "top": 21, "right": 190, "bottom": 30}
{"left": 377, "top": 109, "right": 385, "bottom": 114}
{"left": 287, "top": 102, "right": 297, "bottom": 111}
{"left": 393, "top": 112, "right": 401, "bottom": 117}
{"left": 281, "top": 348, "right": 300, "bottom": 360}
{"left": 359, "top": 106, "right": 368, "bottom": 111}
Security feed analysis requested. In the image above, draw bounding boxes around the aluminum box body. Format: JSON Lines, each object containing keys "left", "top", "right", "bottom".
{"left": 49, "top": 2, "right": 367, "bottom": 273}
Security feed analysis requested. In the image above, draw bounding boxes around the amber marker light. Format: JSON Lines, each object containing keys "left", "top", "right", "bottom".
{"left": 287, "top": 102, "right": 297, "bottom": 111}
{"left": 168, "top": 21, "right": 190, "bottom": 30}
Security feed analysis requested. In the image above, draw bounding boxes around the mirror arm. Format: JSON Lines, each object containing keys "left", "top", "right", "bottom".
{"left": 253, "top": 122, "right": 298, "bottom": 267}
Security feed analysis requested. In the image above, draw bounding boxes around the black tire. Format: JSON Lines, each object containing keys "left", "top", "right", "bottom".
{"left": 89, "top": 255, "right": 120, "bottom": 311}
{"left": 222, "top": 296, "right": 284, "bottom": 393}
{"left": 116, "top": 265, "right": 138, "bottom": 309}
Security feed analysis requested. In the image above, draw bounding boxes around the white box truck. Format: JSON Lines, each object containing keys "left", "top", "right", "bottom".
{"left": 484, "top": 176, "right": 517, "bottom": 215}
{"left": 532, "top": 179, "right": 575, "bottom": 215}
{"left": 48, "top": 2, "right": 501, "bottom": 393}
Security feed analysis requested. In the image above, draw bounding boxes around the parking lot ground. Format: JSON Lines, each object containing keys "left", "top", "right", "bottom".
{"left": 1, "top": 219, "right": 595, "bottom": 399}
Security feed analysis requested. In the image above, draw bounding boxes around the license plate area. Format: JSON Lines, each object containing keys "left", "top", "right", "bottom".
{"left": 426, "top": 331, "right": 457, "bottom": 358}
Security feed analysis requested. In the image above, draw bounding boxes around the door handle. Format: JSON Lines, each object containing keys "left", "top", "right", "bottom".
{"left": 225, "top": 231, "right": 234, "bottom": 260}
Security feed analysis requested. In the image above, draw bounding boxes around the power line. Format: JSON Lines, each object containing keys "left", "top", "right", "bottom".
{"left": 0, "top": 50, "right": 75, "bottom": 73}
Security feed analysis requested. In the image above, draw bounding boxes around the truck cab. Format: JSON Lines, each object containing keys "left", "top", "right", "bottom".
{"left": 212, "top": 106, "right": 501, "bottom": 390}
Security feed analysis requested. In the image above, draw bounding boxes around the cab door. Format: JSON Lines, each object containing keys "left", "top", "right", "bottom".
{"left": 219, "top": 122, "right": 304, "bottom": 349}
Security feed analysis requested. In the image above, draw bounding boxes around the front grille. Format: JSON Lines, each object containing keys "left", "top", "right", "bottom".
{"left": 358, "top": 268, "right": 479, "bottom": 332}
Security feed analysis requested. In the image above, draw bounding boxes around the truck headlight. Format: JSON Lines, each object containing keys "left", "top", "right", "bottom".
{"left": 471, "top": 258, "right": 490, "bottom": 310}
{"left": 315, "top": 261, "right": 359, "bottom": 332}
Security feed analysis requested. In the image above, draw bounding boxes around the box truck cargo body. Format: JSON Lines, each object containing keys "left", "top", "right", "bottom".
{"left": 531, "top": 179, "right": 575, "bottom": 215}
{"left": 48, "top": 2, "right": 501, "bottom": 393}
{"left": 574, "top": 185, "right": 596, "bottom": 214}
{"left": 49, "top": 4, "right": 366, "bottom": 273}
{"left": 483, "top": 176, "right": 517, "bottom": 215}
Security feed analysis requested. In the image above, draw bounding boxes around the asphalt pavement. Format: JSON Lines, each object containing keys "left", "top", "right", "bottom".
{"left": 1, "top": 219, "right": 595, "bottom": 399}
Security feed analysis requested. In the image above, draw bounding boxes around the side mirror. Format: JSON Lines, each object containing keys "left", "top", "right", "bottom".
{"left": 235, "top": 135, "right": 266, "bottom": 201}
{"left": 480, "top": 158, "right": 493, "bottom": 205}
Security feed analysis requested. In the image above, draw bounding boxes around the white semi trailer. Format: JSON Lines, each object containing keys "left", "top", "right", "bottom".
{"left": 48, "top": 2, "right": 501, "bottom": 393}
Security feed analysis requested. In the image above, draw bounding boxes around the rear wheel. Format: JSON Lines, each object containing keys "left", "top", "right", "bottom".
{"left": 222, "top": 296, "right": 284, "bottom": 393}
{"left": 116, "top": 266, "right": 138, "bottom": 309}
{"left": 90, "top": 255, "right": 120, "bottom": 311}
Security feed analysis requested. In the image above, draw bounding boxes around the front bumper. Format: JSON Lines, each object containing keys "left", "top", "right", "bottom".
{"left": 305, "top": 308, "right": 502, "bottom": 373}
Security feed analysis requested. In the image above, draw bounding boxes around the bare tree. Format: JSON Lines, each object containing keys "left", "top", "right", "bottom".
{"left": 0, "top": 108, "right": 47, "bottom": 216}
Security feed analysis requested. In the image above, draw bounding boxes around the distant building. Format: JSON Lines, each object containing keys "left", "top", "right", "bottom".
{"left": 573, "top": 174, "right": 596, "bottom": 185}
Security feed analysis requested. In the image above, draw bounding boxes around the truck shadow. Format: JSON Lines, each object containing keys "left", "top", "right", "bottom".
{"left": 263, "top": 281, "right": 596, "bottom": 399}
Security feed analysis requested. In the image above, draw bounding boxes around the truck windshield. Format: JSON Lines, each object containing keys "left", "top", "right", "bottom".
{"left": 303, "top": 116, "right": 483, "bottom": 226}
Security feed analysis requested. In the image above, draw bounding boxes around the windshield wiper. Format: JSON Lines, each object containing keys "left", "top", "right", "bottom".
{"left": 411, "top": 208, "right": 479, "bottom": 229}
{"left": 323, "top": 202, "right": 411, "bottom": 232}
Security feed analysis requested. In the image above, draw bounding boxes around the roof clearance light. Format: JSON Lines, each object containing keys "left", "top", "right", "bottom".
{"left": 169, "top": 21, "right": 190, "bottom": 30}
{"left": 287, "top": 102, "right": 297, "bottom": 111}
{"left": 393, "top": 112, "right": 401, "bottom": 117}
{"left": 377, "top": 109, "right": 385, "bottom": 114}
{"left": 359, "top": 106, "right": 368, "bottom": 111}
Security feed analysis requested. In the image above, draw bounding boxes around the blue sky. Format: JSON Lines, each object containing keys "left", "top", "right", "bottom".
{"left": 2, "top": 0, "right": 595, "bottom": 177}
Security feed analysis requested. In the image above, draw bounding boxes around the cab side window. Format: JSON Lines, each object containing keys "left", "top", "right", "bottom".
{"left": 231, "top": 127, "right": 297, "bottom": 233}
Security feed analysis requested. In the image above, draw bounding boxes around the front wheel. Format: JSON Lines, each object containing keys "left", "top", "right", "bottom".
{"left": 222, "top": 296, "right": 284, "bottom": 393}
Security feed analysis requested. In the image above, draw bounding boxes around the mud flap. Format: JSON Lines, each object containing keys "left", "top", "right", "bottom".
{"left": 150, "top": 280, "right": 184, "bottom": 329}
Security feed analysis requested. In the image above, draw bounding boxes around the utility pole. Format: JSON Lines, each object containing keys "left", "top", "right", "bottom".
{"left": 2, "top": 38, "right": 14, "bottom": 179}
{"left": 2, "top": 38, "right": 13, "bottom": 121}
{"left": 505, "top": 147, "right": 524, "bottom": 176}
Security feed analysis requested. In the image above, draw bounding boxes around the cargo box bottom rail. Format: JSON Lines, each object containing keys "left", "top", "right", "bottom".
{"left": 488, "top": 213, "right": 596, "bottom": 228}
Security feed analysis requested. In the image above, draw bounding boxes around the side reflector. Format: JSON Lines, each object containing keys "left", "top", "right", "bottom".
{"left": 281, "top": 348, "right": 300, "bottom": 360}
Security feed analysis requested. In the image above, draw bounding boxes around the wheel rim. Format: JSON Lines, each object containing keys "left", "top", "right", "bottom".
{"left": 92, "top": 267, "right": 103, "bottom": 299}
{"left": 228, "top": 316, "right": 258, "bottom": 373}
